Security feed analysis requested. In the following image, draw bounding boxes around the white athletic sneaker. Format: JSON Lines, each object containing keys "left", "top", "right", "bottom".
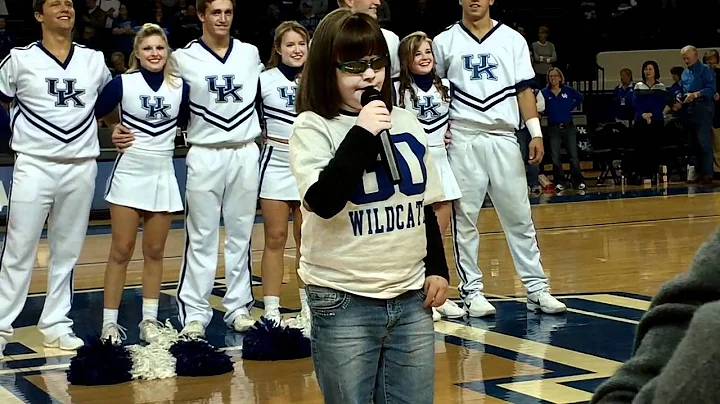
{"left": 139, "top": 319, "right": 163, "bottom": 344}
{"left": 44, "top": 333, "right": 84, "bottom": 351}
{"left": 527, "top": 290, "right": 567, "bottom": 314}
{"left": 464, "top": 294, "right": 496, "bottom": 317}
{"left": 435, "top": 300, "right": 467, "bottom": 318}
{"left": 180, "top": 320, "right": 205, "bottom": 339}
{"left": 431, "top": 308, "right": 442, "bottom": 322}
{"left": 101, "top": 323, "right": 127, "bottom": 345}
{"left": 263, "top": 309, "right": 282, "bottom": 326}
{"left": 233, "top": 314, "right": 256, "bottom": 333}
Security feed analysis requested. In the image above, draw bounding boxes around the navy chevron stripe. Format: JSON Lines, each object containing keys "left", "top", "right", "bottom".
{"left": 451, "top": 83, "right": 516, "bottom": 106}
{"left": 264, "top": 111, "right": 294, "bottom": 126}
{"left": 188, "top": 100, "right": 254, "bottom": 124}
{"left": 15, "top": 101, "right": 96, "bottom": 143}
{"left": 121, "top": 109, "right": 179, "bottom": 129}
{"left": 263, "top": 104, "right": 297, "bottom": 118}
{"left": 453, "top": 90, "right": 517, "bottom": 113}
{"left": 189, "top": 103, "right": 255, "bottom": 132}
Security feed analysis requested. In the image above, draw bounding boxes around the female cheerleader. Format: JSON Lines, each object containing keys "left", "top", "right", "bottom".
{"left": 258, "top": 21, "right": 310, "bottom": 326}
{"left": 397, "top": 31, "right": 466, "bottom": 321}
{"left": 95, "top": 23, "right": 189, "bottom": 344}
{"left": 289, "top": 9, "right": 449, "bottom": 403}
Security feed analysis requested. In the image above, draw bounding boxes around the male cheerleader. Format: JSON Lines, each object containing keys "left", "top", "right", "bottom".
{"left": 337, "top": 0, "right": 399, "bottom": 85}
{"left": 433, "top": 0, "right": 566, "bottom": 316}
{"left": 114, "top": 0, "right": 262, "bottom": 336}
{"left": 0, "top": 0, "right": 112, "bottom": 357}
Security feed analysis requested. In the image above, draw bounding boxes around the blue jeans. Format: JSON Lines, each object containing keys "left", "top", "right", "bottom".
{"left": 306, "top": 284, "right": 435, "bottom": 404}
{"left": 515, "top": 128, "right": 540, "bottom": 187}
{"left": 686, "top": 100, "right": 715, "bottom": 177}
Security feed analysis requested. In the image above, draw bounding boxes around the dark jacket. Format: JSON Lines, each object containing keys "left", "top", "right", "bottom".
{"left": 592, "top": 228, "right": 720, "bottom": 404}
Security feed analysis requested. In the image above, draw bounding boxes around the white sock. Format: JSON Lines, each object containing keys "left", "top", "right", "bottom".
{"left": 299, "top": 288, "right": 308, "bottom": 310}
{"left": 264, "top": 296, "right": 280, "bottom": 314}
{"left": 142, "top": 298, "right": 159, "bottom": 321}
{"left": 103, "top": 309, "right": 119, "bottom": 327}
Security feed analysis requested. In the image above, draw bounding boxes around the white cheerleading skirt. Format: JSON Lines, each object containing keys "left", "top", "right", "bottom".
{"left": 104, "top": 148, "right": 184, "bottom": 213}
{"left": 429, "top": 144, "right": 462, "bottom": 202}
{"left": 258, "top": 141, "right": 300, "bottom": 201}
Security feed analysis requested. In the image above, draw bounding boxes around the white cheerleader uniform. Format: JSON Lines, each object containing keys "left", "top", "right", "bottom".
{"left": 98, "top": 68, "right": 188, "bottom": 212}
{"left": 397, "top": 78, "right": 461, "bottom": 202}
{"left": 259, "top": 65, "right": 301, "bottom": 201}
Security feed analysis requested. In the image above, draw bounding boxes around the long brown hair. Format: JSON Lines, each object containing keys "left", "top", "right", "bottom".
{"left": 267, "top": 21, "right": 309, "bottom": 70}
{"left": 128, "top": 23, "right": 180, "bottom": 88}
{"left": 398, "top": 31, "right": 450, "bottom": 108}
{"left": 296, "top": 8, "right": 392, "bottom": 119}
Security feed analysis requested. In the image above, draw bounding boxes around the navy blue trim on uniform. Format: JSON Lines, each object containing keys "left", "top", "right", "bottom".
{"left": 188, "top": 100, "right": 255, "bottom": 132}
{"left": 176, "top": 196, "right": 191, "bottom": 324}
{"left": 15, "top": 99, "right": 96, "bottom": 143}
{"left": 36, "top": 41, "right": 75, "bottom": 70}
{"left": 258, "top": 145, "right": 274, "bottom": 198}
{"left": 121, "top": 111, "right": 179, "bottom": 137}
{"left": 418, "top": 111, "right": 449, "bottom": 126}
{"left": 423, "top": 117, "right": 450, "bottom": 134}
{"left": 0, "top": 181, "right": 13, "bottom": 270}
{"left": 515, "top": 78, "right": 536, "bottom": 90}
{"left": 459, "top": 21, "right": 503, "bottom": 45}
{"left": 0, "top": 91, "right": 11, "bottom": 104}
{"left": 140, "top": 68, "right": 165, "bottom": 92}
{"left": 197, "top": 37, "right": 234, "bottom": 64}
{"left": 263, "top": 105, "right": 297, "bottom": 126}
{"left": 450, "top": 203, "right": 469, "bottom": 294}
{"left": 104, "top": 153, "right": 124, "bottom": 197}
{"left": 451, "top": 84, "right": 517, "bottom": 112}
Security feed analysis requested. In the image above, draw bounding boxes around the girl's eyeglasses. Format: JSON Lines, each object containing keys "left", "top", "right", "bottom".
{"left": 336, "top": 55, "right": 389, "bottom": 74}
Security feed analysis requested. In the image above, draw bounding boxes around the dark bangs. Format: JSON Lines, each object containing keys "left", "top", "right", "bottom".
{"left": 333, "top": 14, "right": 389, "bottom": 63}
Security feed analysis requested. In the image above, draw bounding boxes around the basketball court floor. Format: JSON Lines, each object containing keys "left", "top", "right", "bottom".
{"left": 1, "top": 184, "right": 719, "bottom": 403}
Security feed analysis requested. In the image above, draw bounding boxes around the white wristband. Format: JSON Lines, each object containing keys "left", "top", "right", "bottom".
{"left": 526, "top": 117, "right": 542, "bottom": 139}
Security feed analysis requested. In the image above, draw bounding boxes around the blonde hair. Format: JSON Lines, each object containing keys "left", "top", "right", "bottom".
{"left": 128, "top": 23, "right": 180, "bottom": 88}
{"left": 398, "top": 31, "right": 450, "bottom": 108}
{"left": 267, "top": 21, "right": 310, "bottom": 71}
{"left": 547, "top": 67, "right": 565, "bottom": 87}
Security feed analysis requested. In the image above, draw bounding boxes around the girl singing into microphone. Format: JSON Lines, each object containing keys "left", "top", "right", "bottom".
{"left": 289, "top": 9, "right": 449, "bottom": 404}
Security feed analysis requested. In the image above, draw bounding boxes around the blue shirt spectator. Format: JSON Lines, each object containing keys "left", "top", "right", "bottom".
{"left": 541, "top": 85, "right": 584, "bottom": 124}
{"left": 613, "top": 68, "right": 635, "bottom": 121}
{"left": 681, "top": 60, "right": 715, "bottom": 101}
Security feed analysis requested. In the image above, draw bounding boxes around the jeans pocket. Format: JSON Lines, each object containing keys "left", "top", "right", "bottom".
{"left": 306, "top": 285, "right": 351, "bottom": 314}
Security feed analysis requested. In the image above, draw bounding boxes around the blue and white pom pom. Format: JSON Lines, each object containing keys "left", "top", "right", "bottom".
{"left": 242, "top": 317, "right": 311, "bottom": 361}
{"left": 68, "top": 320, "right": 233, "bottom": 385}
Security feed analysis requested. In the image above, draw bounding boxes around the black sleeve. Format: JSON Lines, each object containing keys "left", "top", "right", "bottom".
{"left": 423, "top": 205, "right": 450, "bottom": 281}
{"left": 304, "top": 125, "right": 379, "bottom": 219}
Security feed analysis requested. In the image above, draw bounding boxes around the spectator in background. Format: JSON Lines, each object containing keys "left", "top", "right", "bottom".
{"left": 532, "top": 26, "right": 557, "bottom": 89}
{"left": 377, "top": 0, "right": 391, "bottom": 27}
{"left": 680, "top": 45, "right": 716, "bottom": 185}
{"left": 630, "top": 60, "right": 666, "bottom": 184}
{"left": 174, "top": 4, "right": 201, "bottom": 48}
{"left": 82, "top": 0, "right": 109, "bottom": 31}
{"left": 542, "top": 67, "right": 586, "bottom": 192}
{"left": 111, "top": 3, "right": 136, "bottom": 58}
{"left": 703, "top": 50, "right": 720, "bottom": 177}
{"left": 152, "top": 6, "right": 171, "bottom": 38}
{"left": 109, "top": 52, "right": 127, "bottom": 76}
{"left": 297, "top": 0, "right": 320, "bottom": 36}
{"left": 517, "top": 89, "right": 546, "bottom": 195}
{"left": 78, "top": 25, "right": 102, "bottom": 50}
{"left": 0, "top": 17, "right": 12, "bottom": 57}
{"left": 669, "top": 66, "right": 684, "bottom": 102}
{"left": 97, "top": 0, "right": 121, "bottom": 22}
{"left": 613, "top": 68, "right": 635, "bottom": 126}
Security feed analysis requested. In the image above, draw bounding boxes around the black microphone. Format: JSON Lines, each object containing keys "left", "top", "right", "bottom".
{"left": 360, "top": 87, "right": 402, "bottom": 185}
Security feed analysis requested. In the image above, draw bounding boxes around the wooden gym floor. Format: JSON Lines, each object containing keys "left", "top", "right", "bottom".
{"left": 1, "top": 183, "right": 720, "bottom": 403}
